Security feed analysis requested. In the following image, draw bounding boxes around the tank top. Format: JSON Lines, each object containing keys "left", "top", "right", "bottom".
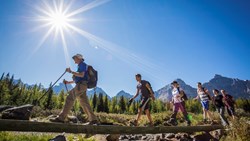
{"left": 197, "top": 88, "right": 209, "bottom": 101}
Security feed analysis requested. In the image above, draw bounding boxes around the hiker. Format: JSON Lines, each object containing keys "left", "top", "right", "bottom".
{"left": 212, "top": 89, "right": 229, "bottom": 126}
{"left": 167, "top": 81, "right": 191, "bottom": 126}
{"left": 50, "top": 54, "right": 99, "bottom": 125}
{"left": 194, "top": 82, "right": 214, "bottom": 124}
{"left": 129, "top": 74, "right": 155, "bottom": 126}
{"left": 221, "top": 89, "right": 236, "bottom": 120}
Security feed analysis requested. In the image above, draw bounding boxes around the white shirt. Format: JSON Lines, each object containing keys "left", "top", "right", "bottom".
{"left": 172, "top": 87, "right": 183, "bottom": 103}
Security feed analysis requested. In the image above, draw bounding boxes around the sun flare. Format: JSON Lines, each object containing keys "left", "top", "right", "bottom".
{"left": 48, "top": 12, "right": 68, "bottom": 29}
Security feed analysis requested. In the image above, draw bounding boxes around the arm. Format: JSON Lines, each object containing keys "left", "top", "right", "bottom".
{"left": 205, "top": 89, "right": 212, "bottom": 100}
{"left": 146, "top": 83, "right": 155, "bottom": 100}
{"left": 193, "top": 94, "right": 199, "bottom": 100}
{"left": 63, "top": 79, "right": 74, "bottom": 84}
{"left": 66, "top": 67, "right": 85, "bottom": 78}
{"left": 132, "top": 89, "right": 140, "bottom": 100}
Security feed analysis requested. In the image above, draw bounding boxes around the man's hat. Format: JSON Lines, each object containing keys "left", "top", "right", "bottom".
{"left": 72, "top": 54, "right": 84, "bottom": 60}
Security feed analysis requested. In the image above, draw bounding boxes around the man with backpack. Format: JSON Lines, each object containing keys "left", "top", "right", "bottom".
{"left": 167, "top": 81, "right": 191, "bottom": 126}
{"left": 129, "top": 74, "right": 155, "bottom": 126}
{"left": 50, "top": 54, "right": 99, "bottom": 125}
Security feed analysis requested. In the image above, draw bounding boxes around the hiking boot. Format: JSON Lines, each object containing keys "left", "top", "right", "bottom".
{"left": 83, "top": 120, "right": 100, "bottom": 125}
{"left": 186, "top": 121, "right": 191, "bottom": 126}
{"left": 130, "top": 120, "right": 138, "bottom": 126}
{"left": 49, "top": 117, "right": 64, "bottom": 123}
{"left": 167, "top": 118, "right": 178, "bottom": 126}
{"left": 203, "top": 119, "right": 207, "bottom": 124}
{"left": 210, "top": 120, "right": 217, "bottom": 125}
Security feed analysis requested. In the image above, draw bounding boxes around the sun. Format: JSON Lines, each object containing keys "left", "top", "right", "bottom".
{"left": 48, "top": 12, "right": 68, "bottom": 29}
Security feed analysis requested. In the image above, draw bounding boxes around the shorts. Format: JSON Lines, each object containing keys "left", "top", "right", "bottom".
{"left": 226, "top": 106, "right": 235, "bottom": 117}
{"left": 201, "top": 101, "right": 209, "bottom": 110}
{"left": 139, "top": 97, "right": 150, "bottom": 111}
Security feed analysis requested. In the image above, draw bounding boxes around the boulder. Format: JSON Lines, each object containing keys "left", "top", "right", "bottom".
{"left": 106, "top": 134, "right": 120, "bottom": 141}
{"left": 1, "top": 104, "right": 33, "bottom": 120}
{"left": 0, "top": 105, "right": 13, "bottom": 113}
{"left": 193, "top": 132, "right": 218, "bottom": 141}
{"left": 48, "top": 135, "right": 66, "bottom": 141}
{"left": 165, "top": 133, "right": 175, "bottom": 138}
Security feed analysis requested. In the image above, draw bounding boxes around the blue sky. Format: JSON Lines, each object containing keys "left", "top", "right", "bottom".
{"left": 0, "top": 0, "right": 250, "bottom": 96}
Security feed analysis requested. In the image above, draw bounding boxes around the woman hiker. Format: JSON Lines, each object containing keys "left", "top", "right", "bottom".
{"left": 194, "top": 82, "right": 214, "bottom": 124}
{"left": 167, "top": 81, "right": 191, "bottom": 126}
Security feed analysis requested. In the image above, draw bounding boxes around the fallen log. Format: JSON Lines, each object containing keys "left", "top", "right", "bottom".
{"left": 0, "top": 119, "right": 224, "bottom": 134}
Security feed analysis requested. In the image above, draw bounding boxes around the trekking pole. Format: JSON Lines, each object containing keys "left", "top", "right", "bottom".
{"left": 64, "top": 81, "right": 79, "bottom": 124}
{"left": 36, "top": 71, "right": 67, "bottom": 105}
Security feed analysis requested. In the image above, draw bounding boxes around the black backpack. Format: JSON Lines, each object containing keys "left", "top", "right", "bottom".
{"left": 177, "top": 87, "right": 188, "bottom": 101}
{"left": 87, "top": 65, "right": 98, "bottom": 89}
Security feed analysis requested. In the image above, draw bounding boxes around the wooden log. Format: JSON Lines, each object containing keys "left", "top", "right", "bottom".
{"left": 0, "top": 119, "right": 223, "bottom": 134}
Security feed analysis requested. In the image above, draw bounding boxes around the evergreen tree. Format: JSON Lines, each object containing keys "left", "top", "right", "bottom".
{"left": 58, "top": 90, "right": 65, "bottom": 109}
{"left": 92, "top": 93, "right": 97, "bottom": 111}
{"left": 45, "top": 83, "right": 53, "bottom": 110}
{"left": 104, "top": 95, "right": 109, "bottom": 113}
{"left": 97, "top": 93, "right": 104, "bottom": 112}
{"left": 119, "top": 96, "right": 126, "bottom": 113}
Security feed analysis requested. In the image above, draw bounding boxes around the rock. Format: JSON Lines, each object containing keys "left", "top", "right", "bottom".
{"left": 154, "top": 134, "right": 161, "bottom": 141}
{"left": 210, "top": 129, "right": 224, "bottom": 140}
{"left": 141, "top": 136, "right": 148, "bottom": 140}
{"left": 67, "top": 115, "right": 78, "bottom": 123}
{"left": 175, "top": 133, "right": 182, "bottom": 139}
{"left": 106, "top": 134, "right": 120, "bottom": 141}
{"left": 193, "top": 132, "right": 218, "bottom": 141}
{"left": 0, "top": 105, "right": 13, "bottom": 113}
{"left": 119, "top": 135, "right": 129, "bottom": 140}
{"left": 134, "top": 135, "right": 142, "bottom": 140}
{"left": 166, "top": 133, "right": 175, "bottom": 138}
{"left": 48, "top": 135, "right": 66, "bottom": 141}
{"left": 1, "top": 104, "right": 33, "bottom": 120}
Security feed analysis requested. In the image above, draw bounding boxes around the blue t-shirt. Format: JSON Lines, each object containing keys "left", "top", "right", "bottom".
{"left": 74, "top": 61, "right": 88, "bottom": 83}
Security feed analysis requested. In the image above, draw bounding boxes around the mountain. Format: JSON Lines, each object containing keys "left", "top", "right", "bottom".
{"left": 87, "top": 87, "right": 111, "bottom": 99}
{"left": 156, "top": 79, "right": 197, "bottom": 102}
{"left": 203, "top": 74, "right": 250, "bottom": 98}
{"left": 116, "top": 90, "right": 133, "bottom": 99}
{"left": 53, "top": 83, "right": 73, "bottom": 94}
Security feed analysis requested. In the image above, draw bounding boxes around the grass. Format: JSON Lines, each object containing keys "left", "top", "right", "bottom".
{"left": 0, "top": 132, "right": 96, "bottom": 141}
{"left": 0, "top": 110, "right": 249, "bottom": 141}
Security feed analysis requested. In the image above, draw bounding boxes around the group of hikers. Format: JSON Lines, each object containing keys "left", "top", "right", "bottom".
{"left": 50, "top": 53, "right": 236, "bottom": 127}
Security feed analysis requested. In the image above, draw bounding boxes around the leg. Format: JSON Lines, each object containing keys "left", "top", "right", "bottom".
{"left": 170, "top": 103, "right": 179, "bottom": 120}
{"left": 135, "top": 108, "right": 143, "bottom": 125}
{"left": 180, "top": 102, "right": 191, "bottom": 125}
{"left": 145, "top": 109, "right": 153, "bottom": 124}
{"left": 58, "top": 89, "right": 76, "bottom": 120}
{"left": 203, "top": 108, "right": 207, "bottom": 121}
{"left": 77, "top": 83, "right": 97, "bottom": 121}
{"left": 207, "top": 110, "right": 214, "bottom": 121}
{"left": 218, "top": 107, "right": 229, "bottom": 126}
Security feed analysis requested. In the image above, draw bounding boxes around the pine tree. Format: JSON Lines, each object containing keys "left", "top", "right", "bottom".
{"left": 104, "top": 95, "right": 109, "bottom": 113}
{"left": 45, "top": 83, "right": 53, "bottom": 110}
{"left": 110, "top": 97, "right": 118, "bottom": 113}
{"left": 97, "top": 93, "right": 104, "bottom": 112}
{"left": 92, "top": 93, "right": 97, "bottom": 111}
{"left": 119, "top": 96, "right": 126, "bottom": 113}
{"left": 58, "top": 90, "right": 65, "bottom": 109}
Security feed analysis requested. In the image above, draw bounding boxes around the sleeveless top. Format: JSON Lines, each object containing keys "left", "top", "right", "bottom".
{"left": 197, "top": 88, "right": 209, "bottom": 101}
{"left": 172, "top": 87, "right": 183, "bottom": 103}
